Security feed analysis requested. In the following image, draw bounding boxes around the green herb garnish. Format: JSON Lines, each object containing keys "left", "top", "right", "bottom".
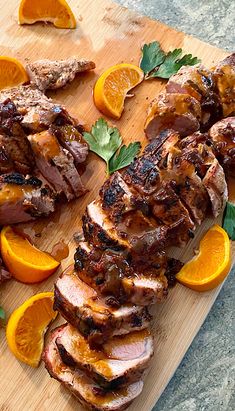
{"left": 109, "top": 142, "right": 141, "bottom": 174}
{"left": 222, "top": 202, "right": 235, "bottom": 240}
{"left": 140, "top": 41, "right": 200, "bottom": 79}
{"left": 0, "top": 307, "right": 6, "bottom": 327}
{"left": 83, "top": 118, "right": 141, "bottom": 175}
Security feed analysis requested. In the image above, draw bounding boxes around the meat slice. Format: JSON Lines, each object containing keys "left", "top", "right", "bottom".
{"left": 99, "top": 172, "right": 149, "bottom": 223}
{"left": 0, "top": 99, "right": 35, "bottom": 174}
{"left": 50, "top": 124, "right": 89, "bottom": 166}
{"left": 209, "top": 117, "right": 235, "bottom": 175}
{"left": 55, "top": 323, "right": 153, "bottom": 389}
{"left": 26, "top": 58, "right": 96, "bottom": 91}
{"left": 74, "top": 242, "right": 167, "bottom": 305}
{"left": 144, "top": 93, "right": 201, "bottom": 140}
{"left": 28, "top": 130, "right": 86, "bottom": 201}
{"left": 43, "top": 327, "right": 144, "bottom": 411}
{"left": 0, "top": 173, "right": 55, "bottom": 225}
{"left": 203, "top": 158, "right": 228, "bottom": 217}
{"left": 212, "top": 53, "right": 235, "bottom": 117}
{"left": 54, "top": 266, "right": 151, "bottom": 345}
{"left": 0, "top": 85, "right": 74, "bottom": 132}
{"left": 166, "top": 65, "right": 222, "bottom": 129}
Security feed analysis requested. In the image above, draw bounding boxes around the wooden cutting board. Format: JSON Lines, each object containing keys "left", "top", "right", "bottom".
{"left": 0, "top": 1, "right": 234, "bottom": 410}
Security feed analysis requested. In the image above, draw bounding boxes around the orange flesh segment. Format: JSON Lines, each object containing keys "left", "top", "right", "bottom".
{"left": 0, "top": 56, "right": 28, "bottom": 90}
{"left": 6, "top": 292, "right": 57, "bottom": 367}
{"left": 94, "top": 64, "right": 144, "bottom": 119}
{"left": 18, "top": 0, "right": 76, "bottom": 29}
{"left": 176, "top": 225, "right": 231, "bottom": 291}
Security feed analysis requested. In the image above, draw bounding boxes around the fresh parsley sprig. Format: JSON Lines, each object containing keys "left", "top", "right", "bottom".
{"left": 222, "top": 202, "right": 235, "bottom": 240}
{"left": 83, "top": 118, "right": 141, "bottom": 176}
{"left": 140, "top": 41, "right": 200, "bottom": 79}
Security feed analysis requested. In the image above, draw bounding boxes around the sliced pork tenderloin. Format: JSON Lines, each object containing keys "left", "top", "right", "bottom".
{"left": 203, "top": 158, "right": 228, "bottom": 217}
{"left": 26, "top": 58, "right": 96, "bottom": 91}
{"left": 0, "top": 173, "right": 55, "bottom": 225}
{"left": 74, "top": 242, "right": 167, "bottom": 305}
{"left": 50, "top": 124, "right": 89, "bottom": 166}
{"left": 212, "top": 53, "right": 235, "bottom": 117}
{"left": 0, "top": 85, "right": 76, "bottom": 132}
{"left": 55, "top": 323, "right": 153, "bottom": 389}
{"left": 54, "top": 266, "right": 151, "bottom": 346}
{"left": 43, "top": 327, "right": 144, "bottom": 411}
{"left": 144, "top": 93, "right": 201, "bottom": 140}
{"left": 28, "top": 130, "right": 86, "bottom": 201}
{"left": 209, "top": 117, "right": 235, "bottom": 175}
{"left": 166, "top": 65, "right": 222, "bottom": 129}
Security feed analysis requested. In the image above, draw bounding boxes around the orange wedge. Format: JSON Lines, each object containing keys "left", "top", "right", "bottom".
{"left": 93, "top": 63, "right": 144, "bottom": 119}
{"left": 0, "top": 226, "right": 60, "bottom": 284}
{"left": 0, "top": 56, "right": 28, "bottom": 90}
{"left": 176, "top": 225, "right": 231, "bottom": 292}
{"left": 18, "top": 0, "right": 76, "bottom": 29}
{"left": 6, "top": 292, "right": 57, "bottom": 367}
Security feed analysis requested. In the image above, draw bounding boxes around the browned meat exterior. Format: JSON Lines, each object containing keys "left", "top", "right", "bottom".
{"left": 74, "top": 242, "right": 167, "bottom": 306}
{"left": 55, "top": 323, "right": 153, "bottom": 389}
{"left": 203, "top": 158, "right": 228, "bottom": 217}
{"left": 43, "top": 327, "right": 144, "bottom": 411}
{"left": 54, "top": 266, "right": 151, "bottom": 345}
{"left": 166, "top": 65, "right": 222, "bottom": 128}
{"left": 26, "top": 58, "right": 96, "bottom": 91}
{"left": 209, "top": 117, "right": 235, "bottom": 175}
{"left": 0, "top": 99, "right": 35, "bottom": 174}
{"left": 0, "top": 85, "right": 74, "bottom": 132}
{"left": 50, "top": 124, "right": 89, "bottom": 166}
{"left": 144, "top": 93, "right": 201, "bottom": 139}
{"left": 0, "top": 257, "right": 11, "bottom": 284}
{"left": 28, "top": 130, "right": 86, "bottom": 201}
{"left": 0, "top": 173, "right": 55, "bottom": 225}
{"left": 212, "top": 53, "right": 235, "bottom": 117}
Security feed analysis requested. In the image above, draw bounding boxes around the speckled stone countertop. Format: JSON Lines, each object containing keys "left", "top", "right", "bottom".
{"left": 114, "top": 1, "right": 234, "bottom": 410}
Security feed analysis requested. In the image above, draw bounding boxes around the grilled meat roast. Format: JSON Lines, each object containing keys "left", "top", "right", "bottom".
{"left": 0, "top": 58, "right": 93, "bottom": 225}
{"left": 145, "top": 53, "right": 235, "bottom": 139}
{"left": 45, "top": 54, "right": 234, "bottom": 411}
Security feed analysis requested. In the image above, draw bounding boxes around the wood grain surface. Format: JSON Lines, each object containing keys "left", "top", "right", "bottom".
{"left": 0, "top": 1, "right": 233, "bottom": 410}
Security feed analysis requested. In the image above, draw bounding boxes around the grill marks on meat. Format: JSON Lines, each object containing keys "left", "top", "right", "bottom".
{"left": 54, "top": 266, "right": 151, "bottom": 346}
{"left": 74, "top": 242, "right": 167, "bottom": 306}
{"left": 26, "top": 58, "right": 96, "bottom": 91}
{"left": 28, "top": 130, "right": 86, "bottom": 201}
{"left": 43, "top": 327, "right": 144, "bottom": 411}
{"left": 55, "top": 323, "right": 153, "bottom": 390}
{"left": 203, "top": 158, "right": 228, "bottom": 217}
{"left": 0, "top": 173, "right": 55, "bottom": 225}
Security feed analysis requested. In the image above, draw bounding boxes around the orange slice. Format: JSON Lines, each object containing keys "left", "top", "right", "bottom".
{"left": 93, "top": 63, "right": 144, "bottom": 119}
{"left": 0, "top": 226, "right": 60, "bottom": 284}
{"left": 6, "top": 292, "right": 57, "bottom": 367}
{"left": 176, "top": 225, "right": 231, "bottom": 291}
{"left": 18, "top": 0, "right": 76, "bottom": 29}
{"left": 0, "top": 56, "right": 28, "bottom": 90}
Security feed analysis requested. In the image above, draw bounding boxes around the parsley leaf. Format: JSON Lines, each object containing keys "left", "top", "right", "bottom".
{"left": 109, "top": 142, "right": 141, "bottom": 174}
{"left": 140, "top": 41, "right": 165, "bottom": 76}
{"left": 83, "top": 118, "right": 141, "bottom": 175}
{"left": 0, "top": 306, "right": 6, "bottom": 327}
{"left": 150, "top": 49, "right": 201, "bottom": 79}
{"left": 83, "top": 118, "right": 122, "bottom": 167}
{"left": 222, "top": 202, "right": 235, "bottom": 240}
